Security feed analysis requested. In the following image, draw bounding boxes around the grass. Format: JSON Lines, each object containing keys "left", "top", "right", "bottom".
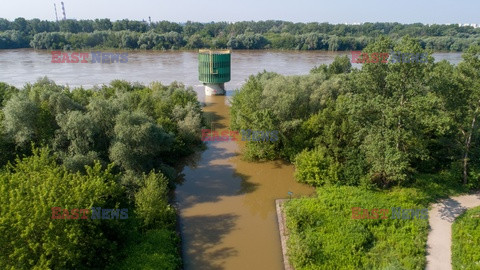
{"left": 284, "top": 173, "right": 469, "bottom": 270}
{"left": 107, "top": 228, "right": 181, "bottom": 270}
{"left": 452, "top": 206, "right": 480, "bottom": 270}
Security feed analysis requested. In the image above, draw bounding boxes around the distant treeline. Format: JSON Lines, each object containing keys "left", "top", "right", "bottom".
{"left": 1, "top": 18, "right": 480, "bottom": 51}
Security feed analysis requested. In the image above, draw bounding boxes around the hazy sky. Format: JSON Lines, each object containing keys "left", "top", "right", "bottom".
{"left": 0, "top": 0, "right": 478, "bottom": 24}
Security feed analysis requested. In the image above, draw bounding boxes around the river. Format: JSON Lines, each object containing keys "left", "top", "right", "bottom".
{"left": 176, "top": 95, "right": 314, "bottom": 269}
{"left": 0, "top": 49, "right": 464, "bottom": 270}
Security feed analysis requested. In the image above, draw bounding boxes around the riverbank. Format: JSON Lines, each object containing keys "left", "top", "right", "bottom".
{"left": 276, "top": 199, "right": 294, "bottom": 270}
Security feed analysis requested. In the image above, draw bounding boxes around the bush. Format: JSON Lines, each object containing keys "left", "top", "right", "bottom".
{"left": 242, "top": 140, "right": 278, "bottom": 160}
{"left": 284, "top": 186, "right": 429, "bottom": 269}
{"left": 135, "top": 171, "right": 176, "bottom": 229}
{"left": 109, "top": 111, "right": 173, "bottom": 172}
{"left": 0, "top": 79, "right": 200, "bottom": 269}
{"left": 0, "top": 148, "right": 126, "bottom": 269}
{"left": 0, "top": 82, "right": 18, "bottom": 107}
{"left": 294, "top": 147, "right": 339, "bottom": 186}
{"left": 452, "top": 206, "right": 480, "bottom": 269}
{"left": 107, "top": 229, "right": 181, "bottom": 270}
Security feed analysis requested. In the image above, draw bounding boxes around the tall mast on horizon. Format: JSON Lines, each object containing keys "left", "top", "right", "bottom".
{"left": 61, "top": 2, "right": 66, "bottom": 20}
{"left": 54, "top": 3, "right": 59, "bottom": 22}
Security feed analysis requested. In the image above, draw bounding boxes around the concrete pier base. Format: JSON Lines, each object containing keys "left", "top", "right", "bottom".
{"left": 204, "top": 83, "right": 226, "bottom": 96}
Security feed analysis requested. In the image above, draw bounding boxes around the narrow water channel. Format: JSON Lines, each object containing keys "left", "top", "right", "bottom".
{"left": 175, "top": 95, "right": 315, "bottom": 270}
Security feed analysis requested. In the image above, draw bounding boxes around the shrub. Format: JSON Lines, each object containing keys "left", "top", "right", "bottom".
{"left": 452, "top": 206, "right": 480, "bottom": 269}
{"left": 107, "top": 229, "right": 181, "bottom": 270}
{"left": 284, "top": 186, "right": 429, "bottom": 269}
{"left": 294, "top": 147, "right": 339, "bottom": 186}
{"left": 0, "top": 148, "right": 125, "bottom": 269}
{"left": 135, "top": 171, "right": 176, "bottom": 229}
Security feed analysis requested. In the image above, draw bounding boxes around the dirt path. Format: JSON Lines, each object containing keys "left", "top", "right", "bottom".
{"left": 426, "top": 191, "right": 480, "bottom": 270}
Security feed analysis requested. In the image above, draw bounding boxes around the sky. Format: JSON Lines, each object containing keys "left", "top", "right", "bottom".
{"left": 0, "top": 0, "right": 478, "bottom": 24}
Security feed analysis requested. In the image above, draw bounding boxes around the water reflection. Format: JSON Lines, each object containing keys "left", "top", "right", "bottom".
{"left": 177, "top": 96, "right": 314, "bottom": 270}
{"left": 180, "top": 213, "right": 239, "bottom": 270}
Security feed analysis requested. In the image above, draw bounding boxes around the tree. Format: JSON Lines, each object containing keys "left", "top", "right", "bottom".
{"left": 153, "top": 21, "right": 183, "bottom": 34}
{"left": 135, "top": 171, "right": 175, "bottom": 229}
{"left": 109, "top": 111, "right": 173, "bottom": 172}
{"left": 0, "top": 82, "right": 18, "bottom": 107}
{"left": 186, "top": 34, "right": 204, "bottom": 49}
{"left": 0, "top": 79, "right": 200, "bottom": 270}
{"left": 0, "top": 18, "right": 11, "bottom": 31}
{"left": 162, "top": 31, "right": 185, "bottom": 49}
{"left": 348, "top": 36, "right": 456, "bottom": 185}
{"left": 0, "top": 148, "right": 125, "bottom": 269}
{"left": 54, "top": 110, "right": 101, "bottom": 172}
{"left": 59, "top": 20, "right": 82, "bottom": 33}
{"left": 119, "top": 30, "right": 140, "bottom": 49}
{"left": 294, "top": 147, "right": 339, "bottom": 186}
{"left": 2, "top": 94, "right": 41, "bottom": 147}
{"left": 138, "top": 31, "right": 164, "bottom": 49}
{"left": 93, "top": 18, "right": 112, "bottom": 31}
{"left": 228, "top": 33, "right": 269, "bottom": 49}
{"left": 12, "top": 17, "right": 28, "bottom": 33}
{"left": 455, "top": 45, "right": 480, "bottom": 184}
{"left": 311, "top": 55, "right": 351, "bottom": 78}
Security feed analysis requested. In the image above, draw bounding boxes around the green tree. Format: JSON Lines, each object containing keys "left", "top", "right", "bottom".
{"left": 186, "top": 34, "right": 205, "bottom": 49}
{"left": 12, "top": 17, "right": 28, "bottom": 33}
{"left": 109, "top": 111, "right": 173, "bottom": 172}
{"left": 294, "top": 147, "right": 339, "bottom": 186}
{"left": 0, "top": 148, "right": 125, "bottom": 269}
{"left": 93, "top": 18, "right": 113, "bottom": 31}
{"left": 135, "top": 172, "right": 175, "bottom": 229}
{"left": 455, "top": 45, "right": 480, "bottom": 184}
{"left": 348, "top": 36, "right": 446, "bottom": 185}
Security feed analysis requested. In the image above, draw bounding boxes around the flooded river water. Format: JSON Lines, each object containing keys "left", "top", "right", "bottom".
{"left": 176, "top": 95, "right": 314, "bottom": 269}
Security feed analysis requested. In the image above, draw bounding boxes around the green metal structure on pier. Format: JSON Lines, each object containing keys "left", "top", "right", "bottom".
{"left": 198, "top": 49, "right": 231, "bottom": 95}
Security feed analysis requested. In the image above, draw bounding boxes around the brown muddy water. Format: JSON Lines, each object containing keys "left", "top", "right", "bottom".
{"left": 0, "top": 49, "right": 464, "bottom": 270}
{"left": 175, "top": 95, "right": 314, "bottom": 270}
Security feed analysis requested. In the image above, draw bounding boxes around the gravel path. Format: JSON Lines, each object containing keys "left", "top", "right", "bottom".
{"left": 426, "top": 191, "right": 480, "bottom": 270}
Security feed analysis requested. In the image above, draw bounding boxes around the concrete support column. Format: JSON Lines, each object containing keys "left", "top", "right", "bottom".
{"left": 204, "top": 83, "right": 225, "bottom": 96}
